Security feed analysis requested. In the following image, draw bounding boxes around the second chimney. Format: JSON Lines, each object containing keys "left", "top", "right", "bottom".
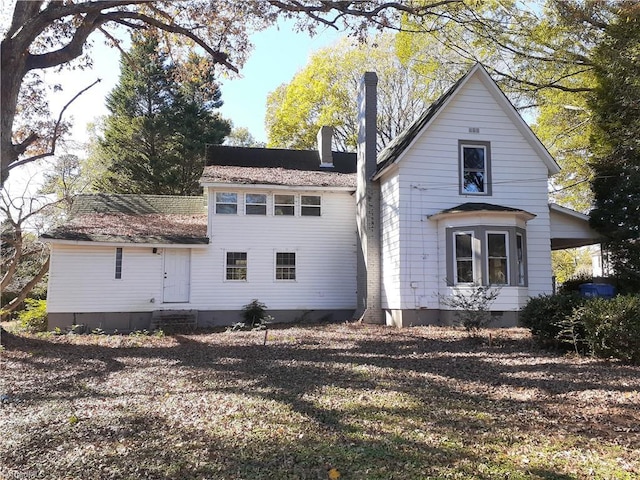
{"left": 317, "top": 125, "right": 334, "bottom": 168}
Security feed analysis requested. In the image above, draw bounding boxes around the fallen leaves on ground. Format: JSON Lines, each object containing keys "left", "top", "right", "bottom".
{"left": 1, "top": 324, "right": 638, "bottom": 479}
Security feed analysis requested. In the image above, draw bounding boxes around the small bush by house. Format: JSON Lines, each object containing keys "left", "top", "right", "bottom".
{"left": 520, "top": 293, "right": 585, "bottom": 347}
{"left": 578, "top": 295, "right": 640, "bottom": 364}
{"left": 17, "top": 298, "right": 48, "bottom": 333}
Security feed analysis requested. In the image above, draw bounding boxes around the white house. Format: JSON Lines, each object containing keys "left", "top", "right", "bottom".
{"left": 42, "top": 64, "right": 600, "bottom": 331}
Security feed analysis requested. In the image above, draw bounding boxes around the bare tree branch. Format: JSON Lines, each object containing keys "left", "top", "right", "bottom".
{"left": 100, "top": 11, "right": 239, "bottom": 72}
{"left": 6, "top": 78, "right": 102, "bottom": 173}
{"left": 489, "top": 66, "right": 595, "bottom": 93}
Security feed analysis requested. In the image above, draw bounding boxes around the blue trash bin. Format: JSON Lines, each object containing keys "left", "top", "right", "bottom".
{"left": 579, "top": 283, "right": 616, "bottom": 298}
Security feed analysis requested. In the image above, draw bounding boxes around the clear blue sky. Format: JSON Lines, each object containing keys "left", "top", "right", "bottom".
{"left": 46, "top": 19, "right": 343, "bottom": 146}
{"left": 218, "top": 22, "right": 343, "bottom": 142}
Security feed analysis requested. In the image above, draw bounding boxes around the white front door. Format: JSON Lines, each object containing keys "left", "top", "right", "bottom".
{"left": 163, "top": 249, "right": 191, "bottom": 303}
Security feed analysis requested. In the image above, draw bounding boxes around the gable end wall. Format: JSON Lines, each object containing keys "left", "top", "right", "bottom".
{"left": 385, "top": 74, "right": 553, "bottom": 315}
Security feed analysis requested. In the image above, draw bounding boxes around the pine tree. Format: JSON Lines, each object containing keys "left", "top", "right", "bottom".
{"left": 97, "top": 31, "right": 230, "bottom": 195}
{"left": 588, "top": 3, "right": 640, "bottom": 291}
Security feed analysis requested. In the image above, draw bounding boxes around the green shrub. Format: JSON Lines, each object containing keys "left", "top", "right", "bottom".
{"left": 241, "top": 299, "right": 268, "bottom": 328}
{"left": 555, "top": 308, "right": 590, "bottom": 354}
{"left": 579, "top": 295, "right": 640, "bottom": 364}
{"left": 520, "top": 293, "right": 585, "bottom": 346}
{"left": 17, "top": 299, "right": 48, "bottom": 333}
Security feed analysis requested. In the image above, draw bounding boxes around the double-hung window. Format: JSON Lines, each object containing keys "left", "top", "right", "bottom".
{"left": 226, "top": 252, "right": 247, "bottom": 280}
{"left": 454, "top": 232, "right": 474, "bottom": 284}
{"left": 245, "top": 193, "right": 267, "bottom": 215}
{"left": 460, "top": 141, "right": 491, "bottom": 195}
{"left": 215, "top": 192, "right": 237, "bottom": 214}
{"left": 487, "top": 232, "right": 509, "bottom": 285}
{"left": 301, "top": 195, "right": 321, "bottom": 216}
{"left": 275, "top": 252, "right": 296, "bottom": 280}
{"left": 274, "top": 195, "right": 295, "bottom": 216}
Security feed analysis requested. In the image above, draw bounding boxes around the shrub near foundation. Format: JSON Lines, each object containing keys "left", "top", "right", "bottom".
{"left": 520, "top": 293, "right": 585, "bottom": 347}
{"left": 579, "top": 295, "right": 640, "bottom": 364}
{"left": 16, "top": 298, "right": 48, "bottom": 333}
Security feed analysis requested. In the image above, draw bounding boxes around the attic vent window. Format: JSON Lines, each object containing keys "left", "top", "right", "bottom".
{"left": 469, "top": 127, "right": 480, "bottom": 133}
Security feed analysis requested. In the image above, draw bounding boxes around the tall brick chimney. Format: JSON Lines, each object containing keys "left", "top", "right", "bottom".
{"left": 354, "top": 72, "right": 383, "bottom": 324}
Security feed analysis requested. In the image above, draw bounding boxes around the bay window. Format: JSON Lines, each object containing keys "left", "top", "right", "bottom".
{"left": 447, "top": 226, "right": 527, "bottom": 286}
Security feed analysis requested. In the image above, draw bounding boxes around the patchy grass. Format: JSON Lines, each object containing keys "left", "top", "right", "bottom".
{"left": 1, "top": 324, "right": 639, "bottom": 479}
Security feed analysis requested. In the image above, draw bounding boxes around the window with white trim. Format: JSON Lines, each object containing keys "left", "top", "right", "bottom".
{"left": 115, "top": 247, "right": 123, "bottom": 279}
{"left": 245, "top": 193, "right": 267, "bottom": 215}
{"left": 487, "top": 232, "right": 509, "bottom": 285}
{"left": 215, "top": 192, "right": 237, "bottom": 214}
{"left": 459, "top": 141, "right": 491, "bottom": 195}
{"left": 301, "top": 195, "right": 321, "bottom": 216}
{"left": 275, "top": 252, "right": 296, "bottom": 280}
{"left": 274, "top": 194, "right": 295, "bottom": 216}
{"left": 226, "top": 252, "right": 247, "bottom": 280}
{"left": 454, "top": 232, "right": 474, "bottom": 284}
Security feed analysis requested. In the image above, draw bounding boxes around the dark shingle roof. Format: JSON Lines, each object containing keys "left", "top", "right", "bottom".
{"left": 43, "top": 194, "right": 208, "bottom": 244}
{"left": 201, "top": 145, "right": 357, "bottom": 188}
{"left": 70, "top": 194, "right": 205, "bottom": 216}
{"left": 375, "top": 69, "right": 472, "bottom": 174}
{"left": 428, "top": 202, "right": 536, "bottom": 220}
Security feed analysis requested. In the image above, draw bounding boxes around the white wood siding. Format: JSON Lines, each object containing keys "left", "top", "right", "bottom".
{"left": 47, "top": 244, "right": 164, "bottom": 312}
{"left": 549, "top": 207, "right": 600, "bottom": 241}
{"left": 380, "top": 174, "right": 401, "bottom": 308}
{"left": 199, "top": 187, "right": 357, "bottom": 310}
{"left": 390, "top": 74, "right": 554, "bottom": 311}
{"left": 47, "top": 189, "right": 356, "bottom": 314}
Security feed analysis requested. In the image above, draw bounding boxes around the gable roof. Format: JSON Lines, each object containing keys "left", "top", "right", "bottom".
{"left": 376, "top": 69, "right": 469, "bottom": 174}
{"left": 201, "top": 145, "right": 357, "bottom": 189}
{"left": 374, "top": 63, "right": 560, "bottom": 179}
{"left": 42, "top": 194, "right": 208, "bottom": 245}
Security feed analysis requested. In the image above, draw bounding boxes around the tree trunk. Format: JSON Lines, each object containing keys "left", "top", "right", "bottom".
{"left": 0, "top": 36, "right": 26, "bottom": 186}
{"left": 2, "top": 256, "right": 49, "bottom": 315}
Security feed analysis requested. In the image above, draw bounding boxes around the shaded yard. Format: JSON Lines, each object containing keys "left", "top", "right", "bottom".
{"left": 1, "top": 324, "right": 639, "bottom": 479}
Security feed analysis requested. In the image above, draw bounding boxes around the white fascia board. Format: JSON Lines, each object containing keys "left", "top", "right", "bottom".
{"left": 549, "top": 202, "right": 590, "bottom": 221}
{"left": 201, "top": 182, "right": 355, "bottom": 192}
{"left": 41, "top": 239, "right": 208, "bottom": 249}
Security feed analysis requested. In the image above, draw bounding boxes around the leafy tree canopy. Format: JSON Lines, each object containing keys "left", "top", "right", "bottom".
{"left": 225, "top": 126, "right": 266, "bottom": 148}
{"left": 266, "top": 33, "right": 470, "bottom": 152}
{"left": 1, "top": 0, "right": 484, "bottom": 186}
